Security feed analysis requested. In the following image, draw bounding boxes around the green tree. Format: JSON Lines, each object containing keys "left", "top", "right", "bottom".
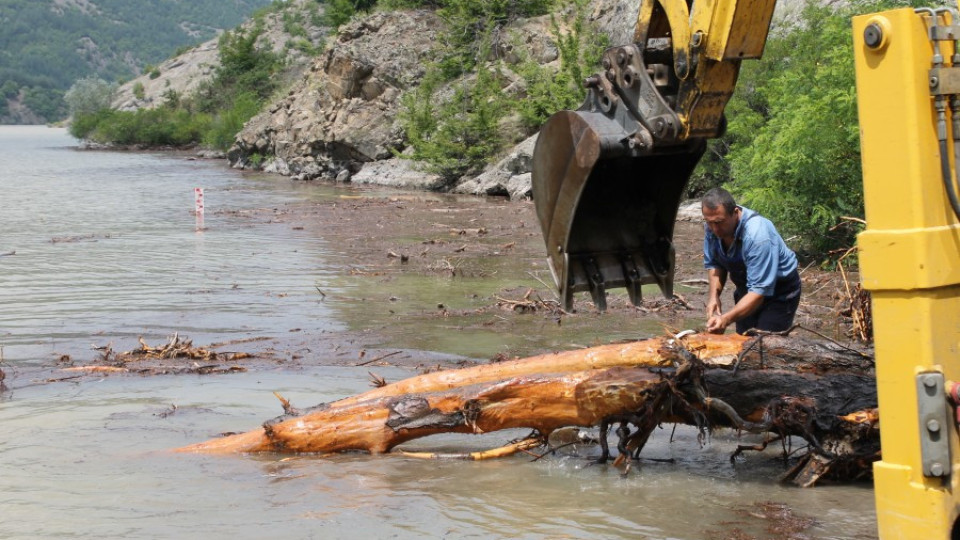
{"left": 515, "top": 0, "right": 607, "bottom": 130}
{"left": 395, "top": 0, "right": 562, "bottom": 176}
{"left": 64, "top": 77, "right": 117, "bottom": 116}
{"left": 399, "top": 65, "right": 508, "bottom": 180}
{"left": 194, "top": 25, "right": 282, "bottom": 113}
{"left": 722, "top": 0, "right": 927, "bottom": 256}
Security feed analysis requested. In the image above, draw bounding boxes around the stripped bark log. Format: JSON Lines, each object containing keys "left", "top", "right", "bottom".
{"left": 177, "top": 332, "right": 878, "bottom": 485}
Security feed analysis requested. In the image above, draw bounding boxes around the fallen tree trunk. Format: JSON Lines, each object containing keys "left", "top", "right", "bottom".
{"left": 177, "top": 332, "right": 878, "bottom": 485}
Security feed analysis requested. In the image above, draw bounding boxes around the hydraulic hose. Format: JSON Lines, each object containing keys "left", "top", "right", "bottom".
{"left": 922, "top": 8, "right": 960, "bottom": 222}
{"left": 947, "top": 101, "right": 960, "bottom": 222}
{"left": 940, "top": 7, "right": 960, "bottom": 222}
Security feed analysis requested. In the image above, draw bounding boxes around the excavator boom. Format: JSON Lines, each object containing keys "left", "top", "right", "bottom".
{"left": 532, "top": 0, "right": 776, "bottom": 310}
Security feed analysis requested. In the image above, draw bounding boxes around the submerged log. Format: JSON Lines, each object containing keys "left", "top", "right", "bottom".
{"left": 177, "top": 332, "right": 878, "bottom": 485}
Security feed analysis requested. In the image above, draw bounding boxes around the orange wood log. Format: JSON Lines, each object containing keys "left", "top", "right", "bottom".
{"left": 176, "top": 333, "right": 876, "bottom": 461}
{"left": 331, "top": 333, "right": 747, "bottom": 408}
{"left": 178, "top": 366, "right": 667, "bottom": 454}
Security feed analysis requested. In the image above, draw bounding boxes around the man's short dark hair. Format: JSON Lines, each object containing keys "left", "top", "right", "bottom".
{"left": 702, "top": 187, "right": 737, "bottom": 215}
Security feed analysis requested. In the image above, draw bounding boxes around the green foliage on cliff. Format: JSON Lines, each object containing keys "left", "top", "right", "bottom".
{"left": 514, "top": 1, "right": 607, "bottom": 129}
{"left": 397, "top": 0, "right": 606, "bottom": 180}
{"left": 321, "top": 0, "right": 378, "bottom": 27}
{"left": 400, "top": 66, "right": 508, "bottom": 180}
{"left": 0, "top": 0, "right": 275, "bottom": 123}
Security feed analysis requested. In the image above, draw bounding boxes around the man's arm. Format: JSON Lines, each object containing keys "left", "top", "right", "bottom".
{"left": 706, "top": 267, "right": 727, "bottom": 319}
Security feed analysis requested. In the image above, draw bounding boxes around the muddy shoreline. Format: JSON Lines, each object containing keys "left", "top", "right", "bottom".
{"left": 2, "top": 187, "right": 861, "bottom": 388}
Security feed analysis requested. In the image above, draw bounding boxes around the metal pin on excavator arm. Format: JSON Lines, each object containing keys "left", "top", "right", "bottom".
{"left": 531, "top": 0, "right": 776, "bottom": 310}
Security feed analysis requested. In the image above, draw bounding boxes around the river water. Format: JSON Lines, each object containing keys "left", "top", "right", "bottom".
{"left": 0, "top": 127, "right": 877, "bottom": 539}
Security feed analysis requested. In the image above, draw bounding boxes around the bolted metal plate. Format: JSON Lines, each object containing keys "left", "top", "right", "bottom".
{"left": 929, "top": 67, "right": 960, "bottom": 95}
{"left": 916, "top": 371, "right": 952, "bottom": 479}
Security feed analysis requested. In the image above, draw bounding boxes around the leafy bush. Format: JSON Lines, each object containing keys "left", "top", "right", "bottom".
{"left": 0, "top": 80, "right": 19, "bottom": 99}
{"left": 68, "top": 109, "right": 112, "bottom": 139}
{"left": 64, "top": 76, "right": 117, "bottom": 116}
{"left": 431, "top": 0, "right": 554, "bottom": 78}
{"left": 87, "top": 107, "right": 212, "bottom": 146}
{"left": 132, "top": 81, "right": 145, "bottom": 100}
{"left": 397, "top": 0, "right": 601, "bottom": 177}
{"left": 193, "top": 25, "right": 282, "bottom": 113}
{"left": 515, "top": 0, "right": 606, "bottom": 129}
{"left": 321, "top": 0, "right": 377, "bottom": 28}
{"left": 399, "top": 66, "right": 507, "bottom": 180}
{"left": 203, "top": 92, "right": 263, "bottom": 150}
{"left": 724, "top": 0, "right": 870, "bottom": 255}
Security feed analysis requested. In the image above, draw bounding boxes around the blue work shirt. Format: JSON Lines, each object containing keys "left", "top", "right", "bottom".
{"left": 703, "top": 206, "right": 798, "bottom": 297}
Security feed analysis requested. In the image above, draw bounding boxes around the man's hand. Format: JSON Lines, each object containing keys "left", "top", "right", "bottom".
{"left": 706, "top": 313, "right": 728, "bottom": 334}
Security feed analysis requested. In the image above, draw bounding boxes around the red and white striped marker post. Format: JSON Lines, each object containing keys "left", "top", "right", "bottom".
{"left": 194, "top": 187, "right": 205, "bottom": 231}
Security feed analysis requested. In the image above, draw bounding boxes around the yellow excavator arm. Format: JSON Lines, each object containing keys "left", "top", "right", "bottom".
{"left": 532, "top": 0, "right": 776, "bottom": 311}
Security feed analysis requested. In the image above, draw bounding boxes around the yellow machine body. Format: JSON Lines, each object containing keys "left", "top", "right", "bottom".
{"left": 854, "top": 7, "right": 960, "bottom": 538}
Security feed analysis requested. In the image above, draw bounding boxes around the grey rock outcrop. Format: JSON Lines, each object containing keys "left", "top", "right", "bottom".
{"left": 454, "top": 134, "right": 538, "bottom": 200}
{"left": 229, "top": 10, "right": 440, "bottom": 181}
{"left": 352, "top": 158, "right": 446, "bottom": 191}
{"left": 113, "top": 40, "right": 220, "bottom": 111}
{"left": 222, "top": 1, "right": 639, "bottom": 196}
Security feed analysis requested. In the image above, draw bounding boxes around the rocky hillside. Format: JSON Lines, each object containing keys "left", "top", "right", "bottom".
{"left": 113, "top": 0, "right": 328, "bottom": 112}
{"left": 229, "top": 10, "right": 443, "bottom": 184}
{"left": 0, "top": 0, "right": 275, "bottom": 124}
{"left": 227, "top": 0, "right": 639, "bottom": 199}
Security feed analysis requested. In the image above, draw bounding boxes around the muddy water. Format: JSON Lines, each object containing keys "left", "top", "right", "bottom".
{"left": 0, "top": 127, "right": 877, "bottom": 539}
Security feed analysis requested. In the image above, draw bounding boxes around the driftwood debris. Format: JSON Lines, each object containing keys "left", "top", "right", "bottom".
{"left": 177, "top": 332, "right": 878, "bottom": 486}
{"left": 62, "top": 334, "right": 253, "bottom": 376}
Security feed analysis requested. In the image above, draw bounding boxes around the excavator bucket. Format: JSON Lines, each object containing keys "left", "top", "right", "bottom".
{"left": 532, "top": 108, "right": 705, "bottom": 312}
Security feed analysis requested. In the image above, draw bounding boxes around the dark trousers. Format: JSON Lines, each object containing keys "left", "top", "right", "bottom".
{"left": 732, "top": 270, "right": 801, "bottom": 334}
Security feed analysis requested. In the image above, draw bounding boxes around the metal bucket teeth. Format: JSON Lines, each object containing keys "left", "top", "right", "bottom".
{"left": 532, "top": 110, "right": 706, "bottom": 311}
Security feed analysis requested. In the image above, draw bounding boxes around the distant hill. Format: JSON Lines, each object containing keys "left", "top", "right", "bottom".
{"left": 0, "top": 0, "right": 276, "bottom": 123}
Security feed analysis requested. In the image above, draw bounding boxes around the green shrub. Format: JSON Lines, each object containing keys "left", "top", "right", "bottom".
{"left": 193, "top": 26, "right": 281, "bottom": 113}
{"left": 69, "top": 109, "right": 112, "bottom": 139}
{"left": 70, "top": 104, "right": 212, "bottom": 146}
{"left": 399, "top": 65, "right": 507, "bottom": 180}
{"left": 725, "top": 0, "right": 867, "bottom": 255}
{"left": 321, "top": 0, "right": 377, "bottom": 28}
{"left": 132, "top": 81, "right": 145, "bottom": 100}
{"left": 203, "top": 92, "right": 263, "bottom": 150}
{"left": 0, "top": 80, "right": 19, "bottom": 99}
{"left": 515, "top": 0, "right": 606, "bottom": 130}
{"left": 432, "top": 0, "right": 555, "bottom": 78}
